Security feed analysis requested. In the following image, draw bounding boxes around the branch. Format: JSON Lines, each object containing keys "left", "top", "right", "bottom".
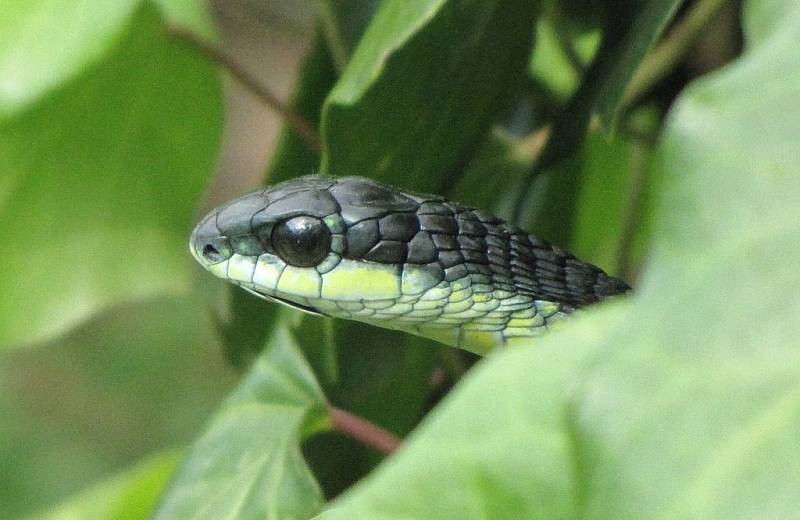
{"left": 328, "top": 405, "right": 401, "bottom": 454}
{"left": 169, "top": 27, "right": 322, "bottom": 153}
{"left": 623, "top": 0, "right": 731, "bottom": 108}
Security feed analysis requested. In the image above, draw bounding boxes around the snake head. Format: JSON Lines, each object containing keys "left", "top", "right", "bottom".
{"left": 190, "top": 175, "right": 628, "bottom": 353}
{"left": 189, "top": 175, "right": 427, "bottom": 318}
{"left": 189, "top": 176, "right": 344, "bottom": 316}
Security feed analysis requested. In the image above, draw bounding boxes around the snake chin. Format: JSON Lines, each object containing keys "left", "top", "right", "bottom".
{"left": 239, "top": 286, "right": 328, "bottom": 318}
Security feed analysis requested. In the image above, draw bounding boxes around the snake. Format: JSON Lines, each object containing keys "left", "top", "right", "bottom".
{"left": 190, "top": 175, "right": 629, "bottom": 355}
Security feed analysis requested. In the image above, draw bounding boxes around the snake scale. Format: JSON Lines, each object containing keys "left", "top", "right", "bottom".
{"left": 190, "top": 176, "right": 629, "bottom": 354}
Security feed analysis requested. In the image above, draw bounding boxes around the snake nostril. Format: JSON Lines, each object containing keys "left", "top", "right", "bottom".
{"left": 202, "top": 243, "right": 221, "bottom": 263}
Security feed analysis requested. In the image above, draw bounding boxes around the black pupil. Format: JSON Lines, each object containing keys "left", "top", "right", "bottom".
{"left": 272, "top": 216, "right": 331, "bottom": 267}
{"left": 202, "top": 243, "right": 221, "bottom": 262}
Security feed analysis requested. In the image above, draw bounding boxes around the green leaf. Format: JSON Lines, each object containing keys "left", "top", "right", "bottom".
{"left": 0, "top": 296, "right": 235, "bottom": 518}
{"left": 593, "top": 0, "right": 684, "bottom": 130}
{"left": 320, "top": 0, "right": 537, "bottom": 192}
{"left": 516, "top": 127, "right": 640, "bottom": 276}
{"left": 153, "top": 312, "right": 329, "bottom": 519}
{"left": 527, "top": 17, "right": 600, "bottom": 102}
{"left": 561, "top": 125, "right": 655, "bottom": 277}
{"left": 317, "top": 1, "right": 800, "bottom": 517}
{"left": 0, "top": 4, "right": 222, "bottom": 349}
{"left": 318, "top": 0, "right": 382, "bottom": 70}
{"left": 0, "top": 0, "right": 139, "bottom": 117}
{"left": 151, "top": 0, "right": 216, "bottom": 40}
{"left": 535, "top": 0, "right": 682, "bottom": 172}
{"left": 448, "top": 129, "right": 541, "bottom": 218}
{"left": 30, "top": 451, "right": 181, "bottom": 520}
{"left": 317, "top": 310, "right": 612, "bottom": 519}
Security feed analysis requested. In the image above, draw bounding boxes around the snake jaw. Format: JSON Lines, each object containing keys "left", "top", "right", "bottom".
{"left": 239, "top": 286, "right": 327, "bottom": 317}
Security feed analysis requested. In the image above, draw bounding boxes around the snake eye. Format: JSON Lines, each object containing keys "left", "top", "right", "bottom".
{"left": 271, "top": 216, "right": 331, "bottom": 267}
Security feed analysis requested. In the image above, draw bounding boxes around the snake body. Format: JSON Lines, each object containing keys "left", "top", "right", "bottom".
{"left": 190, "top": 176, "right": 629, "bottom": 354}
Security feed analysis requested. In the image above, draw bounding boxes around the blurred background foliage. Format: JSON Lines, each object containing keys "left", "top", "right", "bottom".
{"left": 1, "top": 0, "right": 798, "bottom": 518}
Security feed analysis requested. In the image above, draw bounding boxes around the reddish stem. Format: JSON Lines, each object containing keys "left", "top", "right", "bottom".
{"left": 328, "top": 405, "right": 401, "bottom": 455}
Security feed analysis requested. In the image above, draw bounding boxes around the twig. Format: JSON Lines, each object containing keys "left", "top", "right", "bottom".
{"left": 328, "top": 405, "right": 401, "bottom": 454}
{"left": 169, "top": 27, "right": 322, "bottom": 153}
{"left": 623, "top": 0, "right": 731, "bottom": 108}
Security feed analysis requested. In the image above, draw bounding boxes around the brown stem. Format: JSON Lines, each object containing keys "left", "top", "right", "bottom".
{"left": 328, "top": 405, "right": 401, "bottom": 455}
{"left": 169, "top": 27, "right": 323, "bottom": 153}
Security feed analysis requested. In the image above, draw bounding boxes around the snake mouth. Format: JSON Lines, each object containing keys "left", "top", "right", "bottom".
{"left": 239, "top": 286, "right": 327, "bottom": 318}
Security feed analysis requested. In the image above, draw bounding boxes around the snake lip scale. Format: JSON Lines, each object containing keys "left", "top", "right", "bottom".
{"left": 190, "top": 175, "right": 629, "bottom": 354}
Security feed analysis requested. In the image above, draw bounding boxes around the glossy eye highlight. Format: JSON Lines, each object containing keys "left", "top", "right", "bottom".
{"left": 271, "top": 216, "right": 331, "bottom": 267}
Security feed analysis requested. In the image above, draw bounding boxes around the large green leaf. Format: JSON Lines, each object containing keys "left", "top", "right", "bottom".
{"left": 0, "top": 4, "right": 222, "bottom": 349}
{"left": 320, "top": 0, "right": 537, "bottom": 192}
{"left": 153, "top": 311, "right": 329, "bottom": 519}
{"left": 318, "top": 1, "right": 800, "bottom": 517}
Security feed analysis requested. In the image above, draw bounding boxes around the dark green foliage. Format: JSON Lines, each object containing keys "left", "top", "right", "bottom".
{"left": 2, "top": 0, "right": 798, "bottom": 518}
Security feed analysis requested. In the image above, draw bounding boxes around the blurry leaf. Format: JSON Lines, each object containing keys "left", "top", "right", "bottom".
{"left": 0, "top": 296, "right": 235, "bottom": 518}
{"left": 318, "top": 0, "right": 383, "bottom": 70}
{"left": 31, "top": 451, "right": 180, "bottom": 520}
{"left": 528, "top": 18, "right": 600, "bottom": 102}
{"left": 318, "top": 1, "right": 800, "bottom": 517}
{"left": 0, "top": 0, "right": 139, "bottom": 117}
{"left": 567, "top": 131, "right": 636, "bottom": 273}
{"left": 450, "top": 128, "right": 542, "bottom": 220}
{"left": 536, "top": 0, "right": 681, "bottom": 172}
{"left": 0, "top": 4, "right": 222, "bottom": 349}
{"left": 154, "top": 314, "right": 329, "bottom": 519}
{"left": 213, "top": 287, "right": 281, "bottom": 370}
{"left": 321, "top": 0, "right": 537, "bottom": 192}
{"left": 593, "top": 0, "right": 683, "bottom": 130}
{"left": 151, "top": 0, "right": 216, "bottom": 40}
{"left": 742, "top": 0, "right": 782, "bottom": 45}
{"left": 542, "top": 0, "right": 605, "bottom": 33}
